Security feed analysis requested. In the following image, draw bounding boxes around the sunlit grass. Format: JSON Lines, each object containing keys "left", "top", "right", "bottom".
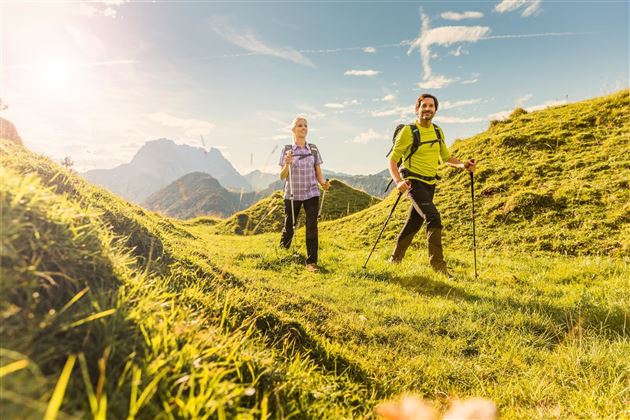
{"left": 1, "top": 89, "right": 629, "bottom": 418}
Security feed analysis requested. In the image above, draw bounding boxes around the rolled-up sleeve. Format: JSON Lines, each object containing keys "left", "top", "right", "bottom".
{"left": 314, "top": 148, "right": 323, "bottom": 165}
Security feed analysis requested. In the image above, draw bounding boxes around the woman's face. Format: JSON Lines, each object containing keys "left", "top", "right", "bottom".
{"left": 292, "top": 119, "right": 308, "bottom": 138}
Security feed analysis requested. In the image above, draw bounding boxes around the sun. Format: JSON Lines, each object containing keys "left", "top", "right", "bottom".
{"left": 33, "top": 55, "right": 82, "bottom": 101}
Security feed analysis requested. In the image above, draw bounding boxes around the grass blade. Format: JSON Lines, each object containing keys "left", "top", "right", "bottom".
{"left": 44, "top": 354, "right": 76, "bottom": 420}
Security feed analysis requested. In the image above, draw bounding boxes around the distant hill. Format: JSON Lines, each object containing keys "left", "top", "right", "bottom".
{"left": 261, "top": 170, "right": 391, "bottom": 199}
{"left": 143, "top": 172, "right": 266, "bottom": 219}
{"left": 213, "top": 179, "right": 381, "bottom": 235}
{"left": 324, "top": 90, "right": 630, "bottom": 257}
{"left": 0, "top": 117, "right": 22, "bottom": 145}
{"left": 334, "top": 170, "right": 391, "bottom": 198}
{"left": 243, "top": 170, "right": 278, "bottom": 191}
{"left": 83, "top": 139, "right": 250, "bottom": 203}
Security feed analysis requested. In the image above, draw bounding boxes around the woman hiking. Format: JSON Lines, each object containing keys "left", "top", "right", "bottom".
{"left": 279, "top": 116, "right": 331, "bottom": 273}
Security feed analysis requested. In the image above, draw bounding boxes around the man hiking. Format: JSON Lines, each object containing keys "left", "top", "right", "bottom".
{"left": 388, "top": 93, "right": 476, "bottom": 277}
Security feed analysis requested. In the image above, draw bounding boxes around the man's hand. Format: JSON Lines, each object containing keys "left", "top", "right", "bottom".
{"left": 464, "top": 159, "right": 477, "bottom": 173}
{"left": 396, "top": 179, "right": 411, "bottom": 193}
{"left": 285, "top": 150, "right": 293, "bottom": 165}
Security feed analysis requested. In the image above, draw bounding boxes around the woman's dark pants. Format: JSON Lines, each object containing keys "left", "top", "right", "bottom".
{"left": 280, "top": 196, "right": 319, "bottom": 264}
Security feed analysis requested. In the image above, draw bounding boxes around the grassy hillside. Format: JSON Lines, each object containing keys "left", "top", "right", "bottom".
{"left": 1, "top": 141, "right": 373, "bottom": 418}
{"left": 142, "top": 171, "right": 266, "bottom": 219}
{"left": 324, "top": 90, "right": 630, "bottom": 257}
{"left": 213, "top": 179, "right": 381, "bottom": 235}
{"left": 1, "top": 91, "right": 628, "bottom": 419}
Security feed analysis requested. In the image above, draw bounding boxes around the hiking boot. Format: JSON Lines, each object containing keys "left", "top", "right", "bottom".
{"left": 426, "top": 227, "right": 449, "bottom": 274}
{"left": 306, "top": 263, "right": 319, "bottom": 273}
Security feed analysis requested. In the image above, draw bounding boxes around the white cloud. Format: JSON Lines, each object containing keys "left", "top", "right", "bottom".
{"left": 211, "top": 18, "right": 314, "bottom": 67}
{"left": 495, "top": 0, "right": 542, "bottom": 17}
{"left": 381, "top": 94, "right": 395, "bottom": 102}
{"left": 416, "top": 75, "right": 458, "bottom": 89}
{"left": 488, "top": 99, "right": 568, "bottom": 121}
{"left": 149, "top": 112, "right": 215, "bottom": 137}
{"left": 441, "top": 98, "right": 482, "bottom": 110}
{"left": 441, "top": 11, "right": 484, "bottom": 21}
{"left": 295, "top": 104, "right": 326, "bottom": 120}
{"left": 351, "top": 128, "right": 386, "bottom": 144}
{"left": 435, "top": 116, "right": 485, "bottom": 123}
{"left": 325, "top": 103, "right": 344, "bottom": 109}
{"left": 449, "top": 46, "right": 469, "bottom": 56}
{"left": 515, "top": 94, "right": 533, "bottom": 107}
{"left": 103, "top": 8, "right": 117, "bottom": 18}
{"left": 74, "top": 3, "right": 98, "bottom": 17}
{"left": 408, "top": 13, "right": 490, "bottom": 87}
{"left": 371, "top": 106, "right": 414, "bottom": 118}
{"left": 526, "top": 99, "right": 567, "bottom": 112}
{"left": 461, "top": 78, "right": 479, "bottom": 84}
{"left": 344, "top": 69, "right": 380, "bottom": 77}
{"left": 73, "top": 1, "right": 126, "bottom": 18}
{"left": 363, "top": 47, "right": 377, "bottom": 53}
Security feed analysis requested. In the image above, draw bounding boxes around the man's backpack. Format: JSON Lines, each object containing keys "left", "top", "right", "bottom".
{"left": 384, "top": 124, "right": 443, "bottom": 193}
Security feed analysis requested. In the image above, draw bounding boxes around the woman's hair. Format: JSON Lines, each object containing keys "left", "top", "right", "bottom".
{"left": 291, "top": 115, "right": 308, "bottom": 129}
{"left": 415, "top": 93, "right": 439, "bottom": 112}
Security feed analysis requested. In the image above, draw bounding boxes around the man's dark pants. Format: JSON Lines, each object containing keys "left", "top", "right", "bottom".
{"left": 391, "top": 179, "right": 447, "bottom": 272}
{"left": 280, "top": 196, "right": 319, "bottom": 264}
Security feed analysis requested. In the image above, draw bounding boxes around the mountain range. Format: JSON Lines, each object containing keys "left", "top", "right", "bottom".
{"left": 82, "top": 138, "right": 251, "bottom": 203}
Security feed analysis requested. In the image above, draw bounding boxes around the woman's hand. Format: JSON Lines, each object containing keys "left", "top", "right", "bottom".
{"left": 321, "top": 180, "right": 331, "bottom": 191}
{"left": 285, "top": 150, "right": 293, "bottom": 165}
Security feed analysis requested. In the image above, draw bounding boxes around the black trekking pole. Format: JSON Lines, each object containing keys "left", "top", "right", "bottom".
{"left": 363, "top": 192, "right": 403, "bottom": 270}
{"left": 470, "top": 171, "right": 478, "bottom": 278}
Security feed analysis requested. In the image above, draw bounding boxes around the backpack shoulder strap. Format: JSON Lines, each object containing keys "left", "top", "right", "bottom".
{"left": 405, "top": 124, "right": 422, "bottom": 163}
{"left": 432, "top": 124, "right": 442, "bottom": 141}
{"left": 283, "top": 144, "right": 293, "bottom": 153}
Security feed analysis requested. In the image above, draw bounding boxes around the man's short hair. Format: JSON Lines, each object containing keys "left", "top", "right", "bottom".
{"left": 416, "top": 93, "right": 439, "bottom": 112}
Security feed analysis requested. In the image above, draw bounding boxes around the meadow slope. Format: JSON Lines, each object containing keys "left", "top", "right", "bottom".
{"left": 324, "top": 90, "right": 629, "bottom": 257}
{"left": 1, "top": 91, "right": 629, "bottom": 419}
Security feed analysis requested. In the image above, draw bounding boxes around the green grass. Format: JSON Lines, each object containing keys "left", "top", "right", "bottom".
{"left": 327, "top": 90, "right": 630, "bottom": 257}
{"left": 213, "top": 179, "right": 380, "bottom": 235}
{"left": 1, "top": 90, "right": 629, "bottom": 418}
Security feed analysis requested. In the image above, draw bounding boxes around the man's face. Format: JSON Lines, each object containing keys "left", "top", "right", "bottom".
{"left": 417, "top": 98, "right": 436, "bottom": 122}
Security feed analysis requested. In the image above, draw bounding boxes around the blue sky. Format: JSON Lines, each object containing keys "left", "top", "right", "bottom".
{"left": 2, "top": 1, "right": 628, "bottom": 175}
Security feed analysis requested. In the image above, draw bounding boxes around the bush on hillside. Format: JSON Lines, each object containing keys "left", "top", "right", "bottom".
{"left": 509, "top": 107, "right": 528, "bottom": 119}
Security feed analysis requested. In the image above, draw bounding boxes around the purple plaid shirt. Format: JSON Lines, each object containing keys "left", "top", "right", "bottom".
{"left": 279, "top": 143, "right": 323, "bottom": 201}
